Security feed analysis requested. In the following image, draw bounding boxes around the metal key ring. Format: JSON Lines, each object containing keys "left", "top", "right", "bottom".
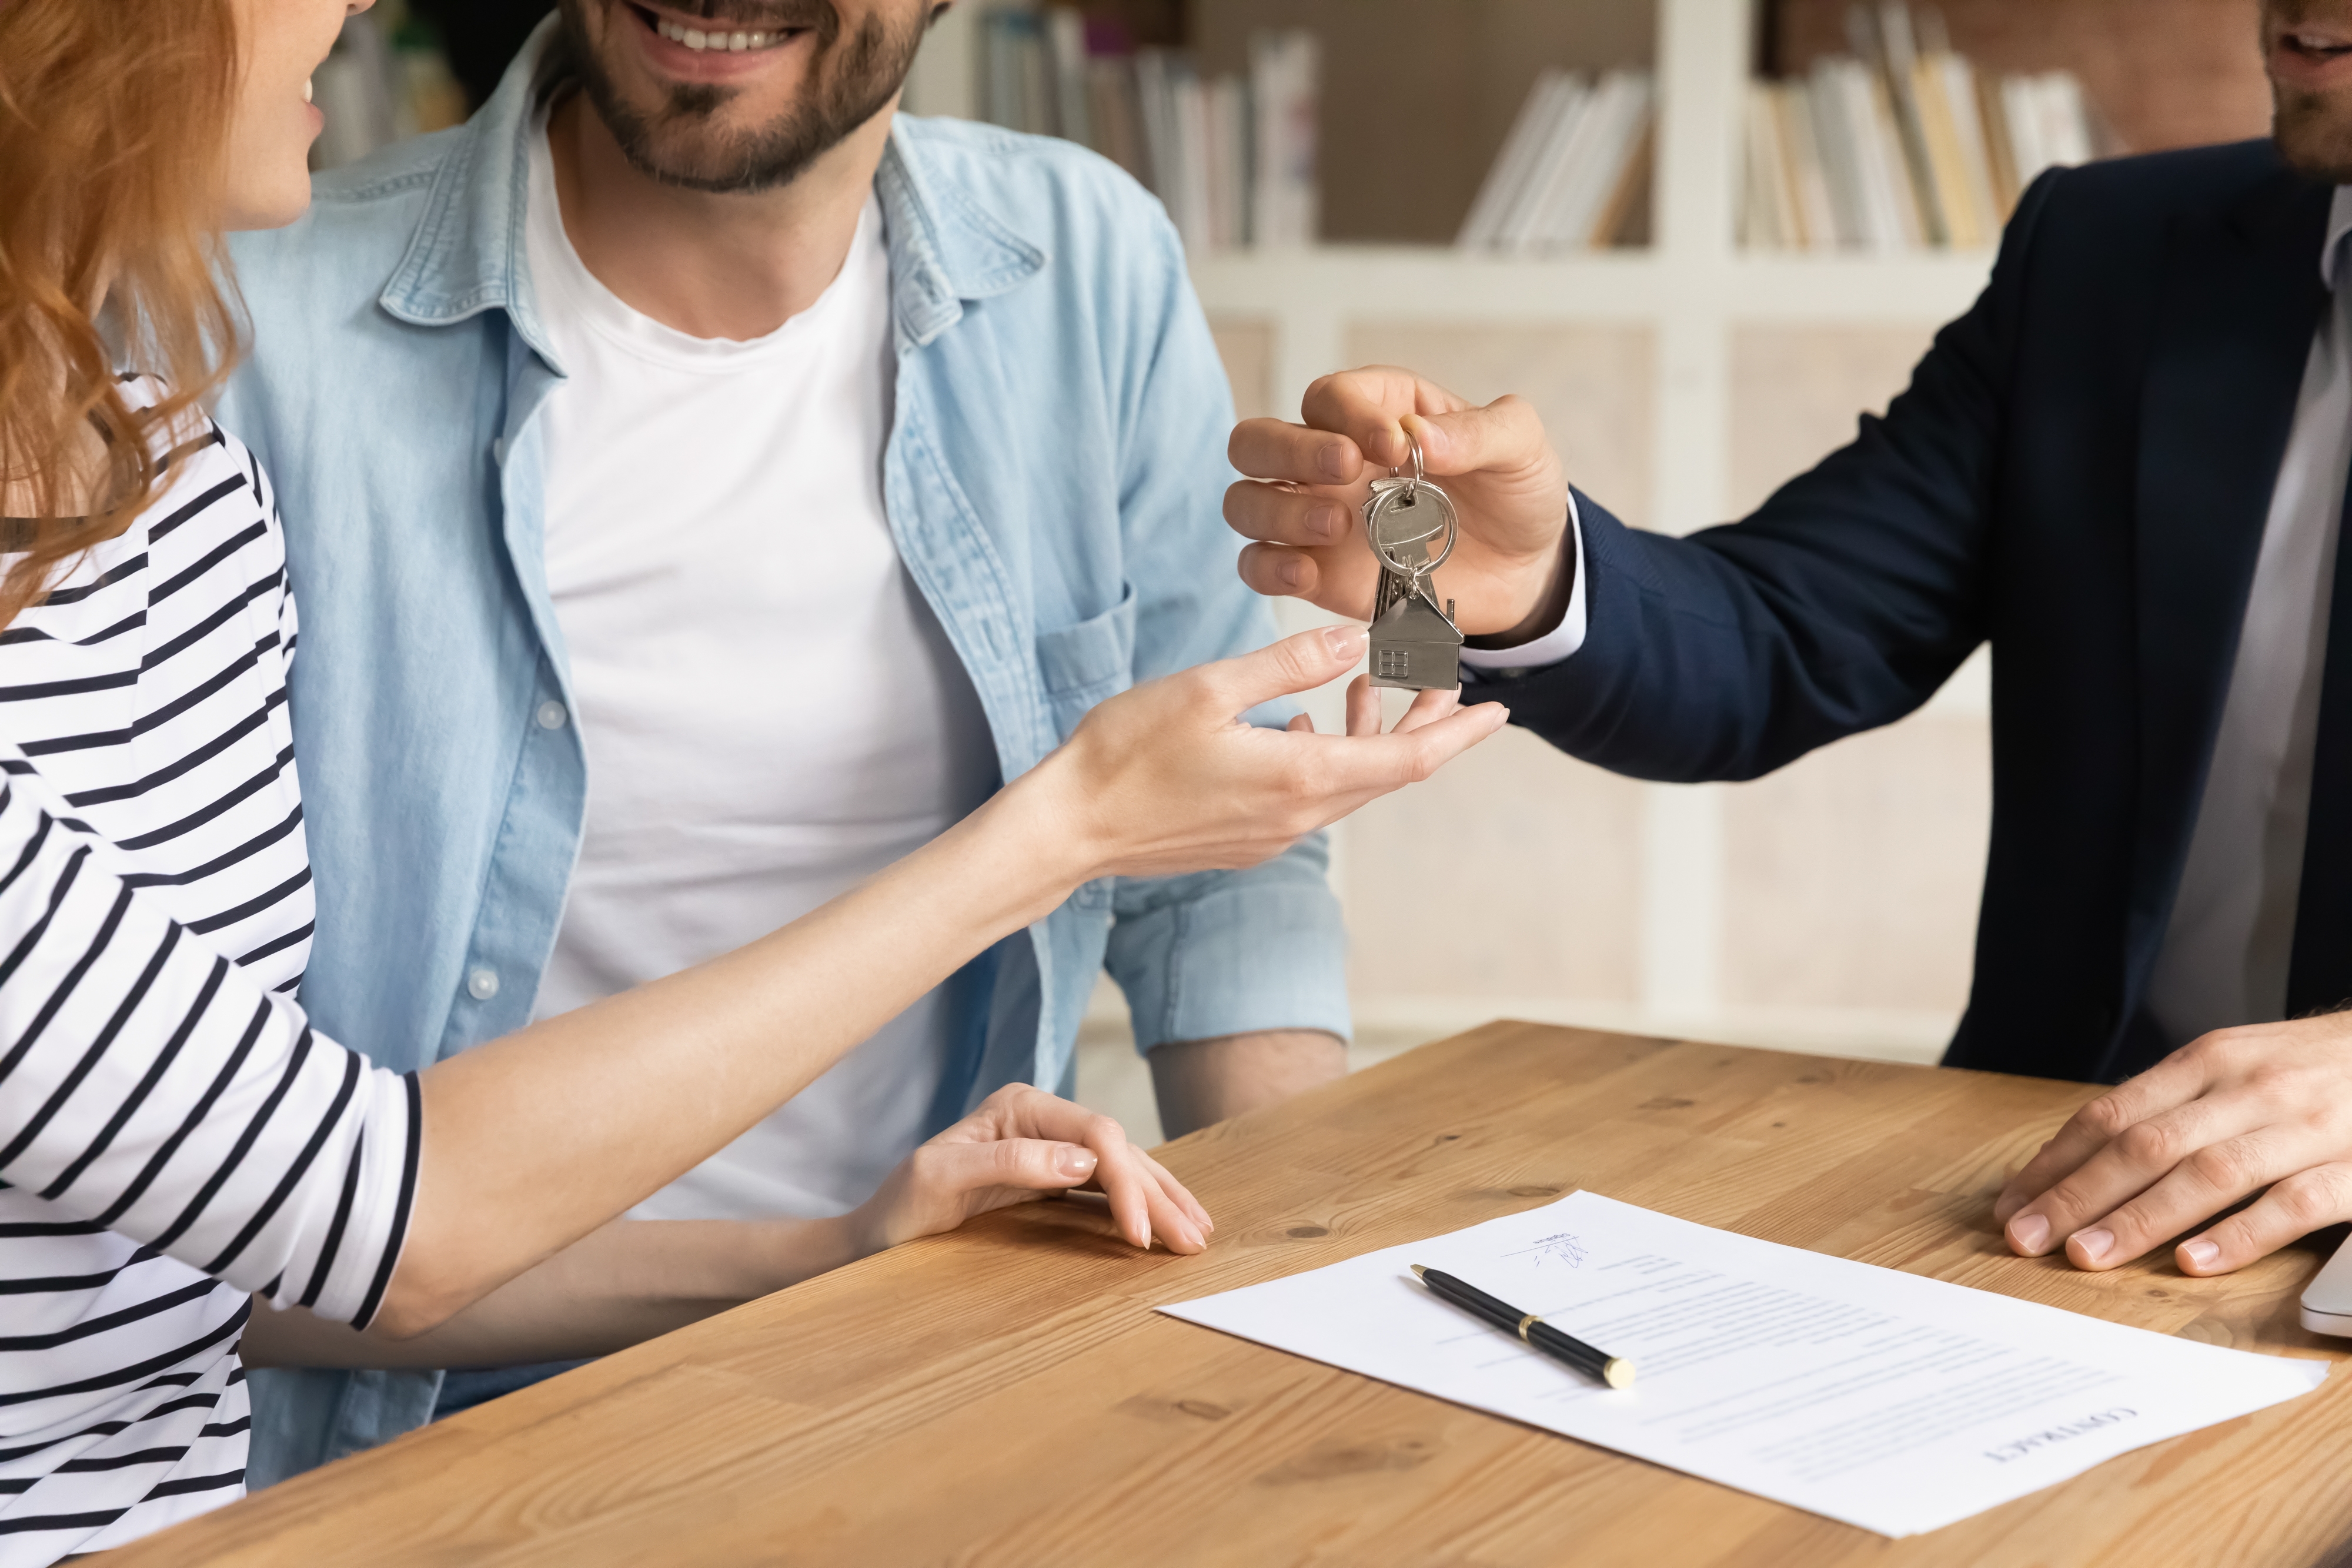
{"left": 1365, "top": 477, "right": 1458, "bottom": 579}
{"left": 1388, "top": 433, "right": 1426, "bottom": 503}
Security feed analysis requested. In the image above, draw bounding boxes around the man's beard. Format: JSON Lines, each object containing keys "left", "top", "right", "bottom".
{"left": 2276, "top": 83, "right": 2352, "bottom": 183}
{"left": 557, "top": 1, "right": 924, "bottom": 193}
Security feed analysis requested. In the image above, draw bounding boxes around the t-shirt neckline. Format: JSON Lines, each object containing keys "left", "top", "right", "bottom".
{"left": 525, "top": 115, "right": 882, "bottom": 373}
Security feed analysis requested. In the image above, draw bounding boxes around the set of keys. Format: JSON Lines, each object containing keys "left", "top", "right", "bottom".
{"left": 1361, "top": 437, "right": 1465, "bottom": 690}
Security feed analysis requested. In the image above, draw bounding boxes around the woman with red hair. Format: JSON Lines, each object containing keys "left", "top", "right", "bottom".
{"left": 0, "top": 0, "right": 1502, "bottom": 1556}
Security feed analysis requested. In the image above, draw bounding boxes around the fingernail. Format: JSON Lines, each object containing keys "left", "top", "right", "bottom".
{"left": 1323, "top": 624, "right": 1367, "bottom": 659}
{"left": 1312, "top": 504, "right": 1344, "bottom": 540}
{"left": 2009, "top": 1214, "right": 2049, "bottom": 1254}
{"left": 1318, "top": 442, "right": 1349, "bottom": 480}
{"left": 1278, "top": 559, "right": 1304, "bottom": 589}
{"left": 2073, "top": 1228, "right": 2113, "bottom": 1265}
{"left": 1056, "top": 1146, "right": 1096, "bottom": 1179}
{"left": 2183, "top": 1238, "right": 2221, "bottom": 1271}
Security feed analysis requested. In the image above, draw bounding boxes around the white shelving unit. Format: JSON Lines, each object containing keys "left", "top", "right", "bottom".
{"left": 1187, "top": 0, "right": 1997, "bottom": 1052}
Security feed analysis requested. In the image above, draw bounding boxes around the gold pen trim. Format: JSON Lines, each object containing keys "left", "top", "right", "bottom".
{"left": 1516, "top": 1313, "right": 1542, "bottom": 1341}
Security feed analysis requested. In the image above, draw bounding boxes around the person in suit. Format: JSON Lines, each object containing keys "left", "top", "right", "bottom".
{"left": 1223, "top": 2, "right": 2352, "bottom": 1283}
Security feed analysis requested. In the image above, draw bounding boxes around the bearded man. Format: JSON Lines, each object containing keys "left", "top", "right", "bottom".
{"left": 1225, "top": 8, "right": 2352, "bottom": 1293}
{"left": 221, "top": 2, "right": 1351, "bottom": 1480}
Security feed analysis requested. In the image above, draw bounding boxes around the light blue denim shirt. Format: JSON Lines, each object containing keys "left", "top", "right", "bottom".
{"left": 219, "top": 32, "right": 1347, "bottom": 1482}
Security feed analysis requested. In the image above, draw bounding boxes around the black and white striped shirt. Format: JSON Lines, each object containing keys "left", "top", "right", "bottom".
{"left": 0, "top": 383, "right": 417, "bottom": 1563}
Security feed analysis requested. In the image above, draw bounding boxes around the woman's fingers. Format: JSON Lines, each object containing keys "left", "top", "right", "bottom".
{"left": 2179, "top": 1162, "right": 2352, "bottom": 1275}
{"left": 1340, "top": 678, "right": 1466, "bottom": 740}
{"left": 1391, "top": 685, "right": 1464, "bottom": 734}
{"left": 1134, "top": 1147, "right": 1212, "bottom": 1234}
{"left": 930, "top": 1088, "right": 1208, "bottom": 1253}
{"left": 1317, "top": 700, "right": 1510, "bottom": 800}
{"left": 1093, "top": 1142, "right": 1204, "bottom": 1252}
{"left": 1061, "top": 1106, "right": 1202, "bottom": 1253}
{"left": 1197, "top": 624, "right": 1369, "bottom": 712}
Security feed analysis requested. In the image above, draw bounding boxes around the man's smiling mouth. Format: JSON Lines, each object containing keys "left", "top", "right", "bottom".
{"left": 629, "top": 4, "right": 808, "bottom": 53}
{"left": 2283, "top": 30, "right": 2352, "bottom": 62}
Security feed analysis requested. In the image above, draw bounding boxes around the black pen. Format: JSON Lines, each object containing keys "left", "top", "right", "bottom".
{"left": 1411, "top": 1264, "right": 1636, "bottom": 1389}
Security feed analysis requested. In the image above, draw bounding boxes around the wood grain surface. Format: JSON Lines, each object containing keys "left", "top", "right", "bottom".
{"left": 117, "top": 1024, "right": 2352, "bottom": 1567}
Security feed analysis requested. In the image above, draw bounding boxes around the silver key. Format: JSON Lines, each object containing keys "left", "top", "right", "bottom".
{"left": 1361, "top": 441, "right": 1463, "bottom": 691}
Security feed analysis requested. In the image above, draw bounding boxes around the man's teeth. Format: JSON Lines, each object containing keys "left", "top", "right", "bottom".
{"left": 656, "top": 17, "right": 783, "bottom": 51}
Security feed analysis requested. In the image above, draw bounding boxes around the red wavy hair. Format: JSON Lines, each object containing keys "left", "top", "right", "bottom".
{"left": 0, "top": 0, "right": 242, "bottom": 626}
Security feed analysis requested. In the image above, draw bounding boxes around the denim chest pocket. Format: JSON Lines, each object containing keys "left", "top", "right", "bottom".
{"left": 1035, "top": 585, "right": 1137, "bottom": 915}
{"left": 1034, "top": 583, "right": 1138, "bottom": 740}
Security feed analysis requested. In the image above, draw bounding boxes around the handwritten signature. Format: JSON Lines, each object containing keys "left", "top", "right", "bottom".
{"left": 1525, "top": 1232, "right": 1588, "bottom": 1270}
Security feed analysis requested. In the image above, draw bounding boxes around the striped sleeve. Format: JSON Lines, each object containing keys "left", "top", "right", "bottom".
{"left": 0, "top": 770, "right": 417, "bottom": 1328}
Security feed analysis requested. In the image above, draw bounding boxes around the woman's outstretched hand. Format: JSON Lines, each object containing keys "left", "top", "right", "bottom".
{"left": 851, "top": 1084, "right": 1212, "bottom": 1255}
{"left": 1022, "top": 623, "right": 1509, "bottom": 884}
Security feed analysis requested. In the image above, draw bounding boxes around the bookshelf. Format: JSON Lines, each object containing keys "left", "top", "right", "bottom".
{"left": 905, "top": 0, "right": 2264, "bottom": 1134}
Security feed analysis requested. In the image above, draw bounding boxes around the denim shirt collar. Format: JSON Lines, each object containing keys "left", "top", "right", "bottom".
{"left": 373, "top": 20, "right": 1047, "bottom": 359}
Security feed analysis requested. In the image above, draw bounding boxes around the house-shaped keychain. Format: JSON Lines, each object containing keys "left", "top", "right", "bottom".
{"left": 1368, "top": 584, "right": 1465, "bottom": 691}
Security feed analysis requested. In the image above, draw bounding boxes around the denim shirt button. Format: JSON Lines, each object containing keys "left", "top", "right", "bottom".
{"left": 535, "top": 700, "right": 568, "bottom": 730}
{"left": 466, "top": 967, "right": 500, "bottom": 1001}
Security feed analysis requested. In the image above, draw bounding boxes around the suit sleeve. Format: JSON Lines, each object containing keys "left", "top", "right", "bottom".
{"left": 1469, "top": 169, "right": 2065, "bottom": 782}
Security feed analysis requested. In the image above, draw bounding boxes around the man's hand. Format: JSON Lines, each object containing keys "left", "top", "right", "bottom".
{"left": 1996, "top": 1012, "right": 2352, "bottom": 1275}
{"left": 850, "top": 1084, "right": 1212, "bottom": 1256}
{"left": 1151, "top": 1028, "right": 1348, "bottom": 1139}
{"left": 1225, "top": 365, "right": 1571, "bottom": 637}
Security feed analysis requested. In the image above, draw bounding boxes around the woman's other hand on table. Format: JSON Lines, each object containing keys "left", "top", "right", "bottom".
{"left": 851, "top": 1084, "right": 1211, "bottom": 1257}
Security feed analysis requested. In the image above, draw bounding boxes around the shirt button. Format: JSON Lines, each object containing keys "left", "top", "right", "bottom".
{"left": 466, "top": 967, "right": 500, "bottom": 1001}
{"left": 535, "top": 700, "right": 569, "bottom": 730}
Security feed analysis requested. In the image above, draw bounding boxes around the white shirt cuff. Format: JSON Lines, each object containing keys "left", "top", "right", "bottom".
{"left": 1458, "top": 492, "right": 1588, "bottom": 674}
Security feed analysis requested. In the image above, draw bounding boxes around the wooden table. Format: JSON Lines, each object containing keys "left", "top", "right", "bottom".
{"left": 121, "top": 1024, "right": 2352, "bottom": 1567}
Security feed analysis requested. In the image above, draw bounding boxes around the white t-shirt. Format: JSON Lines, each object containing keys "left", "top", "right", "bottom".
{"left": 523, "top": 126, "right": 997, "bottom": 1221}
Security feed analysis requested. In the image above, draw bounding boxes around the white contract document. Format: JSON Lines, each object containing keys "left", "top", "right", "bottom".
{"left": 1159, "top": 1192, "right": 2328, "bottom": 1537}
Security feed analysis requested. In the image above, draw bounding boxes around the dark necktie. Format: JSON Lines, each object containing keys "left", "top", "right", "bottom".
{"left": 2286, "top": 476, "right": 2352, "bottom": 1017}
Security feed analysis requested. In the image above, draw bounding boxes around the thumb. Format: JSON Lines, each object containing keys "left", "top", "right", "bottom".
{"left": 1201, "top": 624, "right": 1368, "bottom": 711}
{"left": 1402, "top": 395, "right": 1552, "bottom": 482}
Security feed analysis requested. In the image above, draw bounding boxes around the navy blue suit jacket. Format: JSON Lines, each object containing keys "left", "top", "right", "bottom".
{"left": 1470, "top": 141, "right": 2337, "bottom": 1085}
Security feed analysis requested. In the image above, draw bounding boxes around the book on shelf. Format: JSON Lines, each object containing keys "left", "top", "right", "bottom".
{"left": 978, "top": 9, "right": 1317, "bottom": 253}
{"left": 1742, "top": 1, "right": 2105, "bottom": 253}
{"left": 1456, "top": 68, "right": 1655, "bottom": 253}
